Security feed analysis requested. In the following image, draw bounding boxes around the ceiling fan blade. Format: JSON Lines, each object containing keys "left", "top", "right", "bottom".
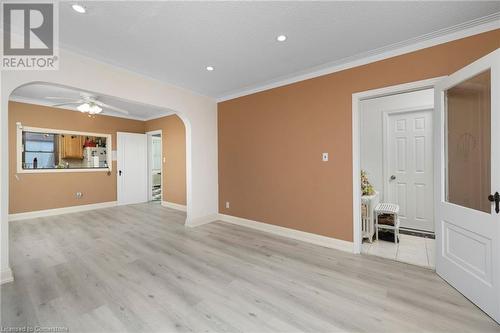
{"left": 45, "top": 96, "right": 79, "bottom": 100}
{"left": 52, "top": 102, "right": 81, "bottom": 107}
{"left": 93, "top": 101, "right": 130, "bottom": 115}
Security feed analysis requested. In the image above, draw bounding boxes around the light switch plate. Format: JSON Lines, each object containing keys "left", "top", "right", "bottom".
{"left": 322, "top": 153, "right": 329, "bottom": 161}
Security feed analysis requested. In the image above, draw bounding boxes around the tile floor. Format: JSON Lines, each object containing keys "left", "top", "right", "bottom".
{"left": 362, "top": 234, "right": 435, "bottom": 269}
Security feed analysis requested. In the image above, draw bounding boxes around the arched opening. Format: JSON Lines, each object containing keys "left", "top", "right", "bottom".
{"left": 1, "top": 52, "right": 218, "bottom": 285}
{"left": 7, "top": 82, "right": 190, "bottom": 219}
{"left": 145, "top": 114, "right": 187, "bottom": 209}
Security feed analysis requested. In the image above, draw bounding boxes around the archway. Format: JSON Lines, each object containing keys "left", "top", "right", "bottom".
{"left": 8, "top": 82, "right": 189, "bottom": 217}
{"left": 1, "top": 50, "right": 218, "bottom": 284}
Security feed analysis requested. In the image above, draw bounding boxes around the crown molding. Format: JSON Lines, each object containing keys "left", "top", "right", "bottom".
{"left": 217, "top": 12, "right": 500, "bottom": 102}
{"left": 9, "top": 95, "right": 175, "bottom": 122}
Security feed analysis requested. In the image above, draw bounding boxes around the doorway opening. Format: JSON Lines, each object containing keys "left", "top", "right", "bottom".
{"left": 147, "top": 130, "right": 163, "bottom": 202}
{"left": 352, "top": 77, "right": 444, "bottom": 269}
{"left": 117, "top": 116, "right": 187, "bottom": 209}
{"left": 359, "top": 88, "right": 435, "bottom": 268}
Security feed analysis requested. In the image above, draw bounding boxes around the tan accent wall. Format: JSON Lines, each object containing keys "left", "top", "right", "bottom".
{"left": 218, "top": 29, "right": 500, "bottom": 242}
{"left": 145, "top": 115, "right": 187, "bottom": 205}
{"left": 9, "top": 101, "right": 145, "bottom": 214}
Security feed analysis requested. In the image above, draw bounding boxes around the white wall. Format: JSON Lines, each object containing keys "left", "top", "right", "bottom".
{"left": 0, "top": 49, "right": 218, "bottom": 283}
{"left": 360, "top": 89, "right": 434, "bottom": 201}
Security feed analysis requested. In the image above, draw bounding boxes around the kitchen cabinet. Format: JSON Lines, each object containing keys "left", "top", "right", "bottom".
{"left": 60, "top": 134, "right": 84, "bottom": 159}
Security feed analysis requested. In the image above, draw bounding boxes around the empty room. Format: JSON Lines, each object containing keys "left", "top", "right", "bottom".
{"left": 1, "top": 1, "right": 500, "bottom": 332}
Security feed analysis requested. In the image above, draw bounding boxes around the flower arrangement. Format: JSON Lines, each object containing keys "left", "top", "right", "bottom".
{"left": 361, "top": 170, "right": 375, "bottom": 196}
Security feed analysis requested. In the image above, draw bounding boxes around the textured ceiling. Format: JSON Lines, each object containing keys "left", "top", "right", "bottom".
{"left": 36, "top": 2, "right": 500, "bottom": 99}
{"left": 60, "top": 1, "right": 500, "bottom": 97}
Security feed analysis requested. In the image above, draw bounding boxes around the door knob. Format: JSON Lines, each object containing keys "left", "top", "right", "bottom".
{"left": 390, "top": 175, "right": 396, "bottom": 181}
{"left": 488, "top": 192, "right": 500, "bottom": 214}
{"left": 119, "top": 170, "right": 122, "bottom": 176}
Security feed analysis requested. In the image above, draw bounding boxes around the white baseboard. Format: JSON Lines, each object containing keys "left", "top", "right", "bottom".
{"left": 161, "top": 201, "right": 187, "bottom": 212}
{"left": 218, "top": 214, "right": 354, "bottom": 253}
{"left": 1, "top": 268, "right": 13, "bottom": 285}
{"left": 185, "top": 213, "right": 219, "bottom": 227}
{"left": 9, "top": 201, "right": 118, "bottom": 222}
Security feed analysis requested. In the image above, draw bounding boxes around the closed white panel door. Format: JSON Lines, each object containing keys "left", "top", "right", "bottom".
{"left": 117, "top": 132, "right": 148, "bottom": 205}
{"left": 151, "top": 136, "right": 162, "bottom": 171}
{"left": 436, "top": 49, "right": 500, "bottom": 323}
{"left": 386, "top": 109, "right": 434, "bottom": 231}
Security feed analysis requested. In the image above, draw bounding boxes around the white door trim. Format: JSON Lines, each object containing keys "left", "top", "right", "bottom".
{"left": 146, "top": 130, "right": 163, "bottom": 202}
{"left": 352, "top": 77, "right": 445, "bottom": 254}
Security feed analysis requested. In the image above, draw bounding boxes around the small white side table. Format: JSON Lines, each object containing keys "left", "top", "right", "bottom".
{"left": 374, "top": 203, "right": 400, "bottom": 244}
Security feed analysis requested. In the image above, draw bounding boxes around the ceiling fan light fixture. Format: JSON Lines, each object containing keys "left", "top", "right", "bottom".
{"left": 77, "top": 103, "right": 90, "bottom": 112}
{"left": 72, "top": 4, "right": 86, "bottom": 14}
{"left": 77, "top": 103, "right": 102, "bottom": 114}
{"left": 89, "top": 105, "right": 103, "bottom": 114}
{"left": 276, "top": 34, "right": 287, "bottom": 42}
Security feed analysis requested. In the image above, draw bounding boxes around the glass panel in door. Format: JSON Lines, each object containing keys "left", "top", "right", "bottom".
{"left": 445, "top": 70, "right": 491, "bottom": 213}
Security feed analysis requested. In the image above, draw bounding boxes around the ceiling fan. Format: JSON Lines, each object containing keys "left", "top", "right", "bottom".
{"left": 45, "top": 93, "right": 129, "bottom": 115}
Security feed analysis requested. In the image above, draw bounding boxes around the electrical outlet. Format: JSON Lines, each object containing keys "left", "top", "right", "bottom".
{"left": 225, "top": 201, "right": 230, "bottom": 209}
{"left": 322, "top": 153, "right": 329, "bottom": 162}
{"left": 76, "top": 192, "right": 83, "bottom": 199}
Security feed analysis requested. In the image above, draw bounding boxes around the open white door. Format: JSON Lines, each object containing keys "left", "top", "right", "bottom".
{"left": 435, "top": 49, "right": 500, "bottom": 323}
{"left": 117, "top": 132, "right": 148, "bottom": 205}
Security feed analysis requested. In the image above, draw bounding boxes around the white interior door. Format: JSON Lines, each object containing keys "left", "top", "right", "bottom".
{"left": 117, "top": 132, "right": 148, "bottom": 205}
{"left": 386, "top": 109, "right": 434, "bottom": 232}
{"left": 435, "top": 49, "right": 500, "bottom": 323}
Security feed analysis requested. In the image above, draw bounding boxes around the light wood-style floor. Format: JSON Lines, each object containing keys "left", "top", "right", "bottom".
{"left": 2, "top": 203, "right": 499, "bottom": 332}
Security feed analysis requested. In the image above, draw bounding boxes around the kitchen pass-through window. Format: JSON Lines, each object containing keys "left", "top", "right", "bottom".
{"left": 23, "top": 132, "right": 57, "bottom": 169}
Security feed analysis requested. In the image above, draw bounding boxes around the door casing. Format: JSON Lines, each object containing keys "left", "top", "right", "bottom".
{"left": 146, "top": 130, "right": 163, "bottom": 202}
{"left": 352, "top": 77, "right": 445, "bottom": 255}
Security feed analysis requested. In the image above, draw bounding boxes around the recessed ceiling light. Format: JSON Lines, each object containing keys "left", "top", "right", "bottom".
{"left": 206, "top": 66, "right": 214, "bottom": 71}
{"left": 277, "top": 35, "right": 287, "bottom": 42}
{"left": 72, "top": 4, "right": 86, "bottom": 14}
